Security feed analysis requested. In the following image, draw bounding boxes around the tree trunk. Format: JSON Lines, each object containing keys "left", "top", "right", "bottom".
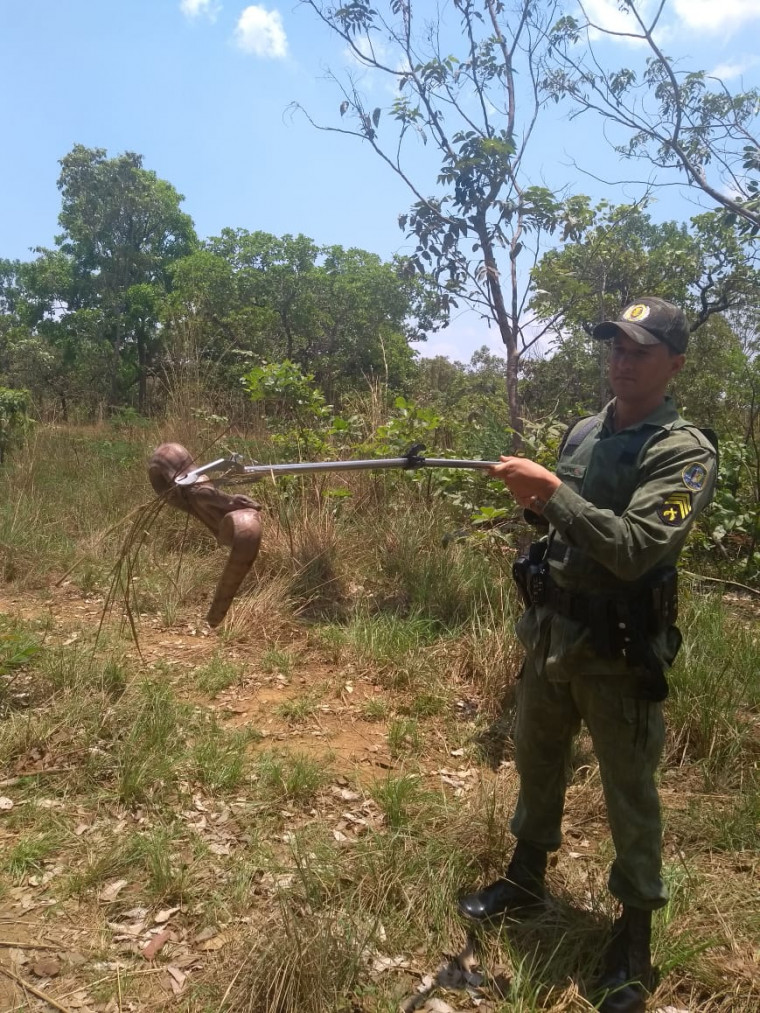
{"left": 137, "top": 332, "right": 147, "bottom": 414}
{"left": 111, "top": 315, "right": 124, "bottom": 409}
{"left": 477, "top": 221, "right": 522, "bottom": 449}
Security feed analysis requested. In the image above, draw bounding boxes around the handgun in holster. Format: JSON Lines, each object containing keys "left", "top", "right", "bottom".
{"left": 512, "top": 541, "right": 548, "bottom": 609}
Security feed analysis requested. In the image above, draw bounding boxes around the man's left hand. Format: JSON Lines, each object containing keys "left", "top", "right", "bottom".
{"left": 488, "top": 457, "right": 561, "bottom": 512}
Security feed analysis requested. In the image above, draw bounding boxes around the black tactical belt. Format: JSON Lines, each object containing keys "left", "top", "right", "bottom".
{"left": 542, "top": 573, "right": 677, "bottom": 636}
{"left": 543, "top": 579, "right": 601, "bottom": 623}
{"left": 512, "top": 545, "right": 678, "bottom": 634}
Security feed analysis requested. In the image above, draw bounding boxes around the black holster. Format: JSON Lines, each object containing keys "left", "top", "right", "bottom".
{"left": 512, "top": 542, "right": 548, "bottom": 610}
{"left": 614, "top": 598, "right": 670, "bottom": 702}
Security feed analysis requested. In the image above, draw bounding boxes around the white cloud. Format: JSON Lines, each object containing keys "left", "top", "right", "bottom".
{"left": 581, "top": 0, "right": 760, "bottom": 44}
{"left": 672, "top": 0, "right": 760, "bottom": 33}
{"left": 235, "top": 6, "right": 288, "bottom": 59}
{"left": 180, "top": 0, "right": 220, "bottom": 20}
{"left": 709, "top": 57, "right": 759, "bottom": 81}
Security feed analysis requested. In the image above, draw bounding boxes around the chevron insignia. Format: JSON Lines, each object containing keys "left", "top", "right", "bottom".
{"left": 658, "top": 491, "right": 693, "bottom": 526}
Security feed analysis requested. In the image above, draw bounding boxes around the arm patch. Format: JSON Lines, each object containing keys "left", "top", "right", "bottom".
{"left": 657, "top": 491, "right": 692, "bottom": 526}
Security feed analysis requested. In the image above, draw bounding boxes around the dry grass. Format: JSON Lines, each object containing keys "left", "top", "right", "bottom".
{"left": 0, "top": 425, "right": 756, "bottom": 1011}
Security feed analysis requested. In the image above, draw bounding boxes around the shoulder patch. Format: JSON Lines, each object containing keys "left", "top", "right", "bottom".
{"left": 682, "top": 462, "right": 708, "bottom": 492}
{"left": 658, "top": 491, "right": 692, "bottom": 526}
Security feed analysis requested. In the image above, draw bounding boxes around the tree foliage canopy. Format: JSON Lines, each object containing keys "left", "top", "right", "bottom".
{"left": 296, "top": 0, "right": 589, "bottom": 437}
{"left": 545, "top": 1, "right": 760, "bottom": 233}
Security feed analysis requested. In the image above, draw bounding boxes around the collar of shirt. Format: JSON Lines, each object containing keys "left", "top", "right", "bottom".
{"left": 601, "top": 395, "right": 679, "bottom": 436}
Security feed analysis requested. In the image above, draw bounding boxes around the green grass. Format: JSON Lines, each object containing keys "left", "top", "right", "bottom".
{"left": 194, "top": 653, "right": 247, "bottom": 696}
{"left": 376, "top": 509, "right": 508, "bottom": 627}
{"left": 360, "top": 697, "right": 390, "bottom": 722}
{"left": 0, "top": 616, "right": 42, "bottom": 674}
{"left": 125, "top": 824, "right": 192, "bottom": 903}
{"left": 3, "top": 829, "right": 66, "bottom": 881}
{"left": 191, "top": 720, "right": 258, "bottom": 791}
{"left": 371, "top": 773, "right": 426, "bottom": 830}
{"left": 0, "top": 425, "right": 757, "bottom": 1012}
{"left": 403, "top": 689, "right": 447, "bottom": 717}
{"left": 275, "top": 691, "right": 322, "bottom": 724}
{"left": 667, "top": 590, "right": 760, "bottom": 785}
{"left": 387, "top": 717, "right": 422, "bottom": 758}
{"left": 261, "top": 648, "right": 295, "bottom": 677}
{"left": 254, "top": 750, "right": 330, "bottom": 807}
{"left": 331, "top": 611, "right": 447, "bottom": 690}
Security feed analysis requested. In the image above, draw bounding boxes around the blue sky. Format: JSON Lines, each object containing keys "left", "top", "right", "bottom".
{"left": 1, "top": 0, "right": 759, "bottom": 360}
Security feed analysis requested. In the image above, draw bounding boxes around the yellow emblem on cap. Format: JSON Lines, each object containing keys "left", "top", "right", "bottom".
{"left": 657, "top": 491, "right": 692, "bottom": 526}
{"left": 622, "top": 303, "right": 651, "bottom": 322}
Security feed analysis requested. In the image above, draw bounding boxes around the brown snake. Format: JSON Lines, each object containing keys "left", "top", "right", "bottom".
{"left": 148, "top": 443, "right": 262, "bottom": 626}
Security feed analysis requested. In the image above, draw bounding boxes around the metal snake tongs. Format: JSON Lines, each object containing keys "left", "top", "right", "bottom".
{"left": 148, "top": 443, "right": 497, "bottom": 625}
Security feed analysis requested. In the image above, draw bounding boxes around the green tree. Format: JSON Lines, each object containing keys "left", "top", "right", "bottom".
{"left": 296, "top": 0, "right": 587, "bottom": 439}
{"left": 547, "top": 3, "right": 760, "bottom": 233}
{"left": 0, "top": 253, "right": 109, "bottom": 418}
{"left": 168, "top": 230, "right": 442, "bottom": 403}
{"left": 0, "top": 387, "right": 30, "bottom": 463}
{"left": 50, "top": 144, "right": 197, "bottom": 410}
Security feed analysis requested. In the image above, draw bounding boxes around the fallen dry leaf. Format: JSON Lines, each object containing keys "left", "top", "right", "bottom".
{"left": 31, "top": 956, "right": 61, "bottom": 978}
{"left": 64, "top": 991, "right": 92, "bottom": 1009}
{"left": 197, "top": 932, "right": 229, "bottom": 952}
{"left": 154, "top": 906, "right": 180, "bottom": 924}
{"left": 108, "top": 919, "right": 146, "bottom": 939}
{"left": 123, "top": 906, "right": 149, "bottom": 920}
{"left": 165, "top": 964, "right": 187, "bottom": 995}
{"left": 99, "top": 879, "right": 129, "bottom": 903}
{"left": 331, "top": 785, "right": 361, "bottom": 802}
{"left": 456, "top": 939, "right": 479, "bottom": 974}
{"left": 421, "top": 1000, "right": 455, "bottom": 1013}
{"left": 370, "top": 953, "right": 410, "bottom": 974}
{"left": 167, "top": 965, "right": 187, "bottom": 986}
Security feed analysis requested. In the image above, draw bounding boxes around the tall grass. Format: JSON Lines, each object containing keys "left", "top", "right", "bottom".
{"left": 666, "top": 587, "right": 760, "bottom": 786}
{"left": 0, "top": 424, "right": 757, "bottom": 1011}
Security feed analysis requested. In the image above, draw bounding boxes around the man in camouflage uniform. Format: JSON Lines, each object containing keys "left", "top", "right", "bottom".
{"left": 458, "top": 298, "right": 717, "bottom": 1013}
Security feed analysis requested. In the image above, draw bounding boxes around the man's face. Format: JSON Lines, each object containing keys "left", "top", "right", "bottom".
{"left": 608, "top": 332, "right": 685, "bottom": 402}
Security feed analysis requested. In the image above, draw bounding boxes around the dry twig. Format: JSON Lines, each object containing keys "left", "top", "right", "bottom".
{"left": 0, "top": 964, "right": 73, "bottom": 1013}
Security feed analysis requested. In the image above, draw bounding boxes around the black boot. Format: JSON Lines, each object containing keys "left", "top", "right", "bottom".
{"left": 596, "top": 906, "right": 655, "bottom": 1013}
{"left": 457, "top": 841, "right": 547, "bottom": 921}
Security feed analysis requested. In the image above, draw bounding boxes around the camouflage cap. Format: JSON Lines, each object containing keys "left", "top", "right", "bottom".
{"left": 593, "top": 296, "right": 690, "bottom": 354}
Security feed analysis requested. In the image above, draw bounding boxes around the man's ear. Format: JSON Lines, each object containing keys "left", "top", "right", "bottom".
{"left": 669, "top": 353, "right": 686, "bottom": 379}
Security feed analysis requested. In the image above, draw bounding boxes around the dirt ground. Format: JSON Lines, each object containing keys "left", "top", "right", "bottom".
{"left": 0, "top": 584, "right": 505, "bottom": 1011}
{"left": 0, "top": 584, "right": 757, "bottom": 1012}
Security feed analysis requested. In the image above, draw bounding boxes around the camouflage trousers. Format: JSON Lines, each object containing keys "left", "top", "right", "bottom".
{"left": 509, "top": 647, "right": 669, "bottom": 910}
